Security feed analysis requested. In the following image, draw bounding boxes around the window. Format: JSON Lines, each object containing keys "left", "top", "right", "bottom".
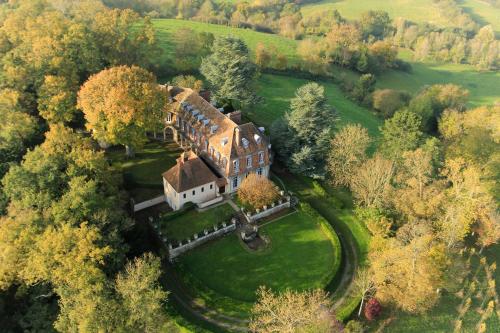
{"left": 233, "top": 159, "right": 239, "bottom": 173}
{"left": 246, "top": 155, "right": 252, "bottom": 168}
{"left": 210, "top": 184, "right": 213, "bottom": 189}
{"left": 183, "top": 193, "right": 186, "bottom": 199}
{"left": 192, "top": 190, "right": 195, "bottom": 195}
{"left": 233, "top": 177, "right": 238, "bottom": 189}
{"left": 259, "top": 151, "right": 264, "bottom": 163}
{"left": 257, "top": 167, "right": 263, "bottom": 176}
{"left": 201, "top": 187, "right": 204, "bottom": 192}
{"left": 204, "top": 140, "right": 208, "bottom": 151}
{"left": 166, "top": 112, "right": 172, "bottom": 123}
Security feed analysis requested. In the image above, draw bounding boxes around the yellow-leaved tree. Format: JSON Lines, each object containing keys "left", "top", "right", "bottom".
{"left": 238, "top": 174, "right": 280, "bottom": 210}
{"left": 78, "top": 65, "right": 165, "bottom": 157}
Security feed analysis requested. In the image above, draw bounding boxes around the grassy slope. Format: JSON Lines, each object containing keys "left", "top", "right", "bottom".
{"left": 178, "top": 209, "right": 341, "bottom": 312}
{"left": 152, "top": 18, "right": 299, "bottom": 63}
{"left": 456, "top": 0, "right": 500, "bottom": 35}
{"left": 160, "top": 204, "right": 235, "bottom": 241}
{"left": 152, "top": 19, "right": 499, "bottom": 107}
{"left": 301, "top": 0, "right": 451, "bottom": 27}
{"left": 253, "top": 74, "right": 382, "bottom": 138}
{"left": 377, "top": 50, "right": 500, "bottom": 107}
{"left": 301, "top": 0, "right": 500, "bottom": 35}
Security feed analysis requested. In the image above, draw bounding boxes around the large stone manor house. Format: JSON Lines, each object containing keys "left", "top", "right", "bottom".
{"left": 161, "top": 86, "right": 272, "bottom": 210}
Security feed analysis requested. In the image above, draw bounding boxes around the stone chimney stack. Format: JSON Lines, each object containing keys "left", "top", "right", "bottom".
{"left": 235, "top": 127, "right": 240, "bottom": 146}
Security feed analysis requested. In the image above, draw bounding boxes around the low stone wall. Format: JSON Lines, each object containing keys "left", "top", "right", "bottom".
{"left": 133, "top": 195, "right": 165, "bottom": 212}
{"left": 197, "top": 195, "right": 224, "bottom": 209}
{"left": 165, "top": 220, "right": 237, "bottom": 260}
{"left": 242, "top": 195, "right": 291, "bottom": 223}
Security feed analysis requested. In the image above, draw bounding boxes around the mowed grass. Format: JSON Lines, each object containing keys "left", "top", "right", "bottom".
{"left": 253, "top": 73, "right": 382, "bottom": 138}
{"left": 107, "top": 140, "right": 182, "bottom": 186}
{"left": 179, "top": 209, "right": 340, "bottom": 303}
{"left": 160, "top": 204, "right": 235, "bottom": 241}
{"left": 152, "top": 18, "right": 299, "bottom": 63}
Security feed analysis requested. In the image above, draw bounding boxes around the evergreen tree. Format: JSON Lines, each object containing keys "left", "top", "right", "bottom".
{"left": 200, "top": 36, "right": 258, "bottom": 109}
{"left": 272, "top": 83, "right": 337, "bottom": 178}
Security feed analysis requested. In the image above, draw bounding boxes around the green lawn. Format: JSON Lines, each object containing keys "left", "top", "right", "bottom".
{"left": 160, "top": 204, "right": 235, "bottom": 241}
{"left": 152, "top": 18, "right": 300, "bottom": 64}
{"left": 254, "top": 73, "right": 383, "bottom": 138}
{"left": 177, "top": 208, "right": 341, "bottom": 314}
{"left": 107, "top": 140, "right": 182, "bottom": 187}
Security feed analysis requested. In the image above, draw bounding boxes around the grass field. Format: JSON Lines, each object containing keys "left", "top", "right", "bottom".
{"left": 153, "top": 19, "right": 499, "bottom": 107}
{"left": 152, "top": 18, "right": 299, "bottom": 64}
{"left": 254, "top": 73, "right": 383, "bottom": 138}
{"left": 177, "top": 208, "right": 341, "bottom": 313}
{"left": 300, "top": 0, "right": 500, "bottom": 35}
{"left": 377, "top": 50, "right": 500, "bottom": 107}
{"left": 160, "top": 204, "right": 235, "bottom": 241}
{"left": 301, "top": 0, "right": 451, "bottom": 27}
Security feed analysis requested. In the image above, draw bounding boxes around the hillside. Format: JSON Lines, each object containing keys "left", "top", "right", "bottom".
{"left": 300, "top": 0, "right": 500, "bottom": 35}
{"left": 152, "top": 19, "right": 500, "bottom": 106}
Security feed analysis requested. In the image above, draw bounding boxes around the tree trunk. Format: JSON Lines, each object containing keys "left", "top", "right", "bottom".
{"left": 125, "top": 145, "right": 135, "bottom": 158}
{"left": 358, "top": 294, "right": 365, "bottom": 317}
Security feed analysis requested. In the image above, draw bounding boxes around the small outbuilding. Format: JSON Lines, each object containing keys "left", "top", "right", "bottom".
{"left": 163, "top": 151, "right": 222, "bottom": 210}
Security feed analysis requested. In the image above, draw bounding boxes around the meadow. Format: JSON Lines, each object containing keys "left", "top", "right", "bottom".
{"left": 152, "top": 19, "right": 500, "bottom": 108}
{"left": 300, "top": 0, "right": 500, "bottom": 35}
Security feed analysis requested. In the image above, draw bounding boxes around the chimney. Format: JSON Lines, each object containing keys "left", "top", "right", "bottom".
{"left": 235, "top": 127, "right": 240, "bottom": 146}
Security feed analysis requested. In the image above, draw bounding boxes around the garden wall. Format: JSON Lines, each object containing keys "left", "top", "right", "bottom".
{"left": 197, "top": 195, "right": 223, "bottom": 208}
{"left": 167, "top": 220, "right": 237, "bottom": 260}
{"left": 243, "top": 196, "right": 291, "bottom": 223}
{"left": 133, "top": 195, "right": 166, "bottom": 212}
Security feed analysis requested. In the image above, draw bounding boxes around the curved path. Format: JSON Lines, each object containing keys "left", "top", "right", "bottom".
{"left": 162, "top": 174, "right": 361, "bottom": 332}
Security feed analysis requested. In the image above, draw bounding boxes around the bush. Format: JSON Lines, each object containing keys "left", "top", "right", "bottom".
{"left": 238, "top": 174, "right": 280, "bottom": 209}
{"left": 372, "top": 89, "right": 410, "bottom": 118}
{"left": 364, "top": 298, "right": 382, "bottom": 321}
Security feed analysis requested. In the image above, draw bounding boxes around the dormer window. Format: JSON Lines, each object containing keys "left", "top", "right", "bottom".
{"left": 242, "top": 138, "right": 249, "bottom": 149}
{"left": 259, "top": 151, "right": 264, "bottom": 164}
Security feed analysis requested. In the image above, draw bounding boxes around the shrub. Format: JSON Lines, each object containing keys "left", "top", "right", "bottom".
{"left": 238, "top": 174, "right": 280, "bottom": 209}
{"left": 364, "top": 298, "right": 382, "bottom": 321}
{"left": 372, "top": 89, "right": 410, "bottom": 118}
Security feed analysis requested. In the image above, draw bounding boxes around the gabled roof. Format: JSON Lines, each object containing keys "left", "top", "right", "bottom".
{"left": 162, "top": 151, "right": 218, "bottom": 193}
{"left": 167, "top": 86, "right": 270, "bottom": 162}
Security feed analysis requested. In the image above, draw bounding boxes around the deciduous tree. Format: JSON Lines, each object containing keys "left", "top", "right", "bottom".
{"left": 238, "top": 174, "right": 280, "bottom": 209}
{"left": 78, "top": 65, "right": 165, "bottom": 157}
{"left": 328, "top": 124, "right": 371, "bottom": 187}
{"left": 250, "top": 287, "right": 341, "bottom": 333}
